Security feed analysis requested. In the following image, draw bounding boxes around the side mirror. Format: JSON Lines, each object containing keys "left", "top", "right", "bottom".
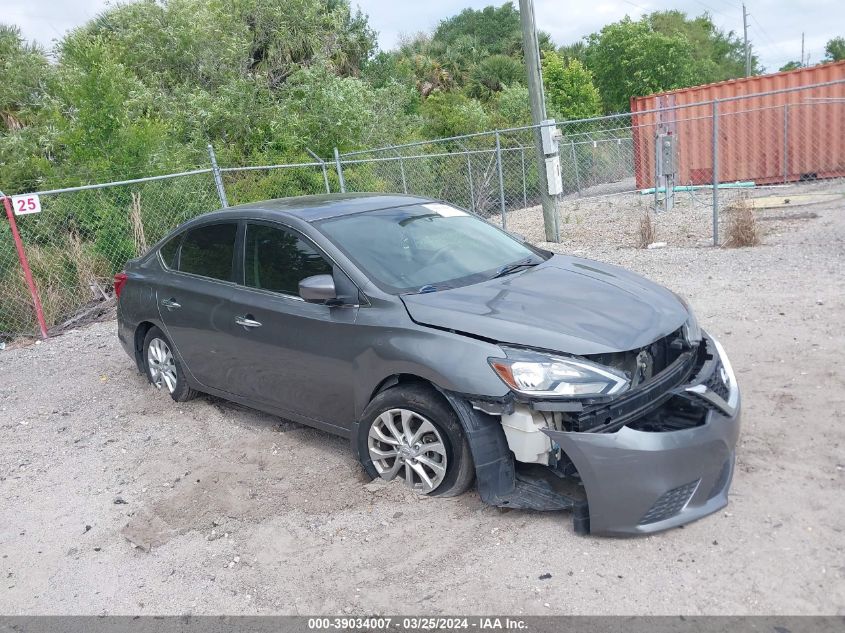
{"left": 299, "top": 274, "right": 337, "bottom": 304}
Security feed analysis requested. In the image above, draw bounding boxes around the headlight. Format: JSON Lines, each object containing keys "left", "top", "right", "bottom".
{"left": 489, "top": 348, "right": 629, "bottom": 398}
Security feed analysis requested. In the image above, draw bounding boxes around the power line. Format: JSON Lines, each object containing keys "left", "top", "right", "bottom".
{"left": 621, "top": 0, "right": 650, "bottom": 13}
{"left": 693, "top": 0, "right": 728, "bottom": 18}
{"left": 749, "top": 12, "right": 788, "bottom": 63}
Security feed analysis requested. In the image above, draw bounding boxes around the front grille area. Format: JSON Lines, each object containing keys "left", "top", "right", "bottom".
{"left": 638, "top": 479, "right": 700, "bottom": 525}
{"left": 586, "top": 327, "right": 686, "bottom": 386}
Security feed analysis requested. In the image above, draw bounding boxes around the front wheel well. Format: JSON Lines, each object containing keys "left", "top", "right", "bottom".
{"left": 368, "top": 373, "right": 436, "bottom": 404}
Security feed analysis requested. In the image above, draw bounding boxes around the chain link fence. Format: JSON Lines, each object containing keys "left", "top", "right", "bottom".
{"left": 336, "top": 77, "right": 845, "bottom": 248}
{"left": 3, "top": 79, "right": 843, "bottom": 341}
{"left": 0, "top": 156, "right": 328, "bottom": 341}
{"left": 336, "top": 127, "right": 546, "bottom": 230}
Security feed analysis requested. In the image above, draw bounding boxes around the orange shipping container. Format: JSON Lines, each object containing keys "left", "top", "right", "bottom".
{"left": 630, "top": 61, "right": 845, "bottom": 190}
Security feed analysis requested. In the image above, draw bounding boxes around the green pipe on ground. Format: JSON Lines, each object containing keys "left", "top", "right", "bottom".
{"left": 639, "top": 181, "right": 756, "bottom": 195}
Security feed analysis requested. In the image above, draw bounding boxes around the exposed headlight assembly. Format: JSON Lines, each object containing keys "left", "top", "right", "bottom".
{"left": 674, "top": 293, "right": 702, "bottom": 345}
{"left": 489, "top": 347, "right": 630, "bottom": 398}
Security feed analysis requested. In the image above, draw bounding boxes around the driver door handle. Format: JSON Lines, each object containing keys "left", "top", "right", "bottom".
{"left": 235, "top": 316, "right": 262, "bottom": 329}
{"left": 160, "top": 298, "right": 181, "bottom": 310}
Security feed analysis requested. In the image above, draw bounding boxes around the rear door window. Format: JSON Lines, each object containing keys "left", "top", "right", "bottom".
{"left": 179, "top": 223, "right": 238, "bottom": 281}
{"left": 158, "top": 233, "right": 182, "bottom": 269}
{"left": 244, "top": 223, "right": 333, "bottom": 295}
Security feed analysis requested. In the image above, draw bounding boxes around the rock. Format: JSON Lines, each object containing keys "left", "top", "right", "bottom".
{"left": 113, "top": 497, "right": 128, "bottom": 505}
{"left": 647, "top": 242, "right": 667, "bottom": 249}
{"left": 539, "top": 573, "right": 552, "bottom": 580}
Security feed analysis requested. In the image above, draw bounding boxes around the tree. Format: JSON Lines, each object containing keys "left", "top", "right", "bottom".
{"left": 493, "top": 83, "right": 531, "bottom": 126}
{"left": 542, "top": 51, "right": 601, "bottom": 120}
{"left": 558, "top": 41, "right": 587, "bottom": 64}
{"left": 420, "top": 91, "right": 491, "bottom": 138}
{"left": 646, "top": 10, "right": 759, "bottom": 81}
{"left": 73, "top": 0, "right": 376, "bottom": 91}
{"left": 585, "top": 17, "right": 699, "bottom": 112}
{"left": 427, "top": 2, "right": 551, "bottom": 89}
{"left": 433, "top": 3, "right": 523, "bottom": 58}
{"left": 0, "top": 25, "right": 48, "bottom": 131}
{"left": 779, "top": 61, "right": 802, "bottom": 72}
{"left": 53, "top": 35, "right": 179, "bottom": 179}
{"left": 467, "top": 54, "right": 524, "bottom": 99}
{"left": 824, "top": 37, "right": 845, "bottom": 62}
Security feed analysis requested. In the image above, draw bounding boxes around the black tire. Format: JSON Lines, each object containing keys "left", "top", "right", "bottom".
{"left": 357, "top": 383, "right": 475, "bottom": 497}
{"left": 142, "top": 326, "right": 197, "bottom": 402}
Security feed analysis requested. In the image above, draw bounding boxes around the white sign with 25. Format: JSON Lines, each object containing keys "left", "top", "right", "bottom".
{"left": 10, "top": 194, "right": 41, "bottom": 216}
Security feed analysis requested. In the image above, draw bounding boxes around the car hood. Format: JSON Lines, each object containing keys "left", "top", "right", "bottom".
{"left": 400, "top": 255, "right": 690, "bottom": 355}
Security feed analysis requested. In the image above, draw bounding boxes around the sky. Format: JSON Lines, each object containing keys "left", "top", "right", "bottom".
{"left": 6, "top": 0, "right": 845, "bottom": 72}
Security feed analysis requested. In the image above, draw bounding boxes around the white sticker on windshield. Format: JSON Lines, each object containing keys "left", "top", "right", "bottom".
{"left": 422, "top": 203, "right": 468, "bottom": 217}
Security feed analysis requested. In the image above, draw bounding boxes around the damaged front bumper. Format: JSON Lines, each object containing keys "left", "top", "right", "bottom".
{"left": 446, "top": 334, "right": 741, "bottom": 536}
{"left": 547, "top": 335, "right": 740, "bottom": 535}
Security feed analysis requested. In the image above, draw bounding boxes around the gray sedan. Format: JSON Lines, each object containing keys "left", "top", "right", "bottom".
{"left": 116, "top": 193, "right": 740, "bottom": 535}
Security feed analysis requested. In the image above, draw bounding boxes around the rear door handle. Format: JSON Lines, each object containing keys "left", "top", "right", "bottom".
{"left": 160, "top": 298, "right": 181, "bottom": 310}
{"left": 235, "top": 316, "right": 262, "bottom": 329}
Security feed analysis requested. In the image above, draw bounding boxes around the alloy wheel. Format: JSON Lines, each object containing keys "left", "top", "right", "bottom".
{"left": 367, "top": 408, "right": 448, "bottom": 493}
{"left": 147, "top": 337, "right": 177, "bottom": 394}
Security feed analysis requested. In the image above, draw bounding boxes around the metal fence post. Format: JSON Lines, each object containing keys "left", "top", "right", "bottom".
{"left": 457, "top": 142, "right": 475, "bottom": 213}
{"left": 711, "top": 99, "right": 720, "bottom": 247}
{"left": 782, "top": 104, "right": 789, "bottom": 183}
{"left": 466, "top": 153, "right": 475, "bottom": 213}
{"left": 306, "top": 147, "right": 331, "bottom": 194}
{"left": 1, "top": 193, "right": 48, "bottom": 339}
{"left": 394, "top": 149, "right": 408, "bottom": 194}
{"left": 519, "top": 144, "right": 527, "bottom": 209}
{"left": 570, "top": 140, "right": 581, "bottom": 196}
{"left": 495, "top": 132, "right": 507, "bottom": 230}
{"left": 333, "top": 147, "right": 346, "bottom": 193}
{"left": 207, "top": 143, "right": 229, "bottom": 208}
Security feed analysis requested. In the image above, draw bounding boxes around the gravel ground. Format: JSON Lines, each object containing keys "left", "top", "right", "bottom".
{"left": 1, "top": 185, "right": 844, "bottom": 616}
{"left": 498, "top": 179, "right": 845, "bottom": 252}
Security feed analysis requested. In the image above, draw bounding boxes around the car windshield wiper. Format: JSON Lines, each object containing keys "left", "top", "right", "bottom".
{"left": 492, "top": 257, "right": 541, "bottom": 279}
{"left": 415, "top": 283, "right": 452, "bottom": 294}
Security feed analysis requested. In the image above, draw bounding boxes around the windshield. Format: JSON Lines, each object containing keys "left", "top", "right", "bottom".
{"left": 316, "top": 203, "right": 545, "bottom": 293}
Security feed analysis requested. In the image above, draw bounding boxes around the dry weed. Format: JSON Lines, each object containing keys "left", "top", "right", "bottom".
{"left": 636, "top": 209, "right": 656, "bottom": 248}
{"left": 723, "top": 196, "right": 761, "bottom": 248}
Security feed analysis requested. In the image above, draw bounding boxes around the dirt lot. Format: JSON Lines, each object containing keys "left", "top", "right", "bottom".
{"left": 1, "top": 186, "right": 844, "bottom": 616}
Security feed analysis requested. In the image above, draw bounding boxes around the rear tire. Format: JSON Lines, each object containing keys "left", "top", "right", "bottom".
{"left": 142, "top": 326, "right": 197, "bottom": 402}
{"left": 358, "top": 383, "right": 475, "bottom": 497}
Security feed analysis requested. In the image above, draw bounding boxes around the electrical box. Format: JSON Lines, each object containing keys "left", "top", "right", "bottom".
{"left": 654, "top": 132, "right": 678, "bottom": 212}
{"left": 541, "top": 119, "right": 562, "bottom": 155}
{"left": 545, "top": 156, "right": 563, "bottom": 195}
{"left": 656, "top": 133, "right": 677, "bottom": 177}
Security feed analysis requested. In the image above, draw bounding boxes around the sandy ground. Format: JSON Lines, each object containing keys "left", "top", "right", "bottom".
{"left": 1, "top": 186, "right": 844, "bottom": 616}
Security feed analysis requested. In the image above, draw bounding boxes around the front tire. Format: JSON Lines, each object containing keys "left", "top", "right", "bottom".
{"left": 142, "top": 326, "right": 197, "bottom": 402}
{"left": 358, "top": 383, "right": 475, "bottom": 497}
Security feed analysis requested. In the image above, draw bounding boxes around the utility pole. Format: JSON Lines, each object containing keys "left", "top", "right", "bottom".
{"left": 518, "top": 0, "right": 558, "bottom": 242}
{"left": 742, "top": 4, "right": 751, "bottom": 76}
{"left": 801, "top": 32, "right": 805, "bottom": 66}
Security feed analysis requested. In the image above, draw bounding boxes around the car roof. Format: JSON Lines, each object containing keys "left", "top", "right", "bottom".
{"left": 195, "top": 193, "right": 435, "bottom": 224}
